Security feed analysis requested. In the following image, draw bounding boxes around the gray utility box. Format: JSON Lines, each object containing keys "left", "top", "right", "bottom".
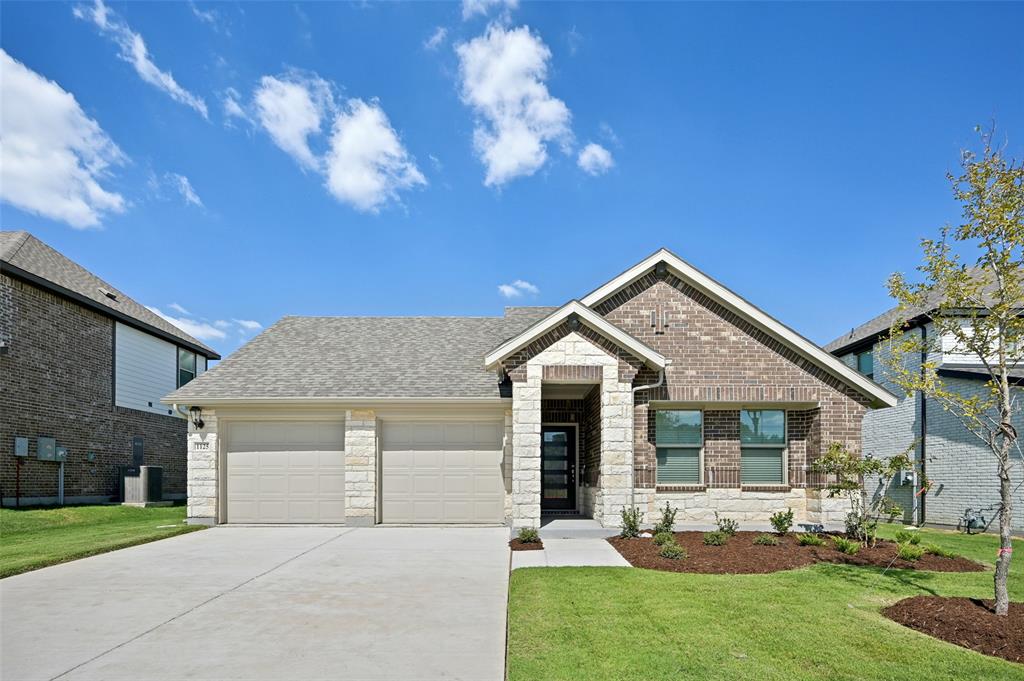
{"left": 120, "top": 465, "right": 170, "bottom": 507}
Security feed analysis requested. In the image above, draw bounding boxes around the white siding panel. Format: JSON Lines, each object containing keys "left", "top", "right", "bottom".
{"left": 115, "top": 322, "right": 178, "bottom": 416}
{"left": 197, "top": 355, "right": 207, "bottom": 375}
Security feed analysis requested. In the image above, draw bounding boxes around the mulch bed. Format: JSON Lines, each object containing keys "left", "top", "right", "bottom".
{"left": 509, "top": 538, "right": 544, "bottom": 551}
{"left": 884, "top": 596, "right": 1024, "bottom": 664}
{"left": 607, "top": 531, "right": 986, "bottom": 575}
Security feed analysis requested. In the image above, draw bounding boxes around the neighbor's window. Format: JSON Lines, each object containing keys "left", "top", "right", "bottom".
{"left": 856, "top": 350, "right": 874, "bottom": 379}
{"left": 177, "top": 347, "right": 196, "bottom": 388}
{"left": 656, "top": 410, "right": 702, "bottom": 485}
{"left": 740, "top": 410, "right": 785, "bottom": 485}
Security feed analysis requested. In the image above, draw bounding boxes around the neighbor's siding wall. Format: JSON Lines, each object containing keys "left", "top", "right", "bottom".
{"left": 116, "top": 322, "right": 178, "bottom": 417}
{"left": 0, "top": 274, "right": 189, "bottom": 505}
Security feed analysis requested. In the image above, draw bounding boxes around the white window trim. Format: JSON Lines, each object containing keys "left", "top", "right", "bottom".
{"left": 654, "top": 409, "right": 705, "bottom": 487}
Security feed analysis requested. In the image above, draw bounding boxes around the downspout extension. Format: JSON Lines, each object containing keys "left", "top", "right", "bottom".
{"left": 630, "top": 366, "right": 667, "bottom": 510}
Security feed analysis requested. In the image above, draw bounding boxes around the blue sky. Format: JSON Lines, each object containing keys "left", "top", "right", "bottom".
{"left": 2, "top": 1, "right": 1022, "bottom": 357}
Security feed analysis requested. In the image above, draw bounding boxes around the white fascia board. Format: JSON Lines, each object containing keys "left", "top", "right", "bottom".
{"left": 581, "top": 248, "right": 898, "bottom": 408}
{"left": 483, "top": 300, "right": 666, "bottom": 370}
{"left": 161, "top": 396, "right": 511, "bottom": 407}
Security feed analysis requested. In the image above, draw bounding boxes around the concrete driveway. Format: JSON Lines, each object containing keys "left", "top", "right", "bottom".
{"left": 1, "top": 527, "right": 510, "bottom": 681}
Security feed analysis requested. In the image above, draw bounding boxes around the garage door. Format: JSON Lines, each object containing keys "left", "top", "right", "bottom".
{"left": 381, "top": 421, "right": 504, "bottom": 524}
{"left": 226, "top": 421, "right": 345, "bottom": 523}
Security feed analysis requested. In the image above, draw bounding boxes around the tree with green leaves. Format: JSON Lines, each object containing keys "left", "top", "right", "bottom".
{"left": 884, "top": 126, "right": 1022, "bottom": 616}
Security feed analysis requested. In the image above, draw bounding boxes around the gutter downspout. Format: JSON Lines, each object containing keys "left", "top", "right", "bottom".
{"left": 919, "top": 324, "right": 928, "bottom": 526}
{"left": 630, "top": 366, "right": 667, "bottom": 509}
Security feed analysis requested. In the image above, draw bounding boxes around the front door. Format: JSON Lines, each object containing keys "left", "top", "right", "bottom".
{"left": 541, "top": 426, "right": 577, "bottom": 511}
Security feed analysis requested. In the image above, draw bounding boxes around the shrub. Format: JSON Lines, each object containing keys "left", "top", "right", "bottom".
{"left": 620, "top": 506, "right": 642, "bottom": 538}
{"left": 897, "top": 543, "right": 926, "bottom": 562}
{"left": 894, "top": 529, "right": 922, "bottom": 545}
{"left": 880, "top": 497, "right": 904, "bottom": 524}
{"left": 654, "top": 501, "right": 678, "bottom": 535}
{"left": 659, "top": 541, "right": 687, "bottom": 560}
{"left": 703, "top": 531, "right": 728, "bottom": 546}
{"left": 797, "top": 533, "right": 826, "bottom": 546}
{"left": 923, "top": 543, "right": 957, "bottom": 559}
{"left": 769, "top": 508, "right": 795, "bottom": 535}
{"left": 653, "top": 531, "right": 675, "bottom": 546}
{"left": 753, "top": 534, "right": 778, "bottom": 546}
{"left": 832, "top": 536, "right": 861, "bottom": 555}
{"left": 714, "top": 512, "right": 739, "bottom": 536}
{"left": 845, "top": 511, "right": 878, "bottom": 546}
{"left": 517, "top": 527, "right": 540, "bottom": 543}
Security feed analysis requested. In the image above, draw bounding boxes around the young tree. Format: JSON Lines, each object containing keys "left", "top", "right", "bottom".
{"left": 885, "top": 127, "right": 1023, "bottom": 616}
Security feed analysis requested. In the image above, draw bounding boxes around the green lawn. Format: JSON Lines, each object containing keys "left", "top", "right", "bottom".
{"left": 508, "top": 526, "right": 1024, "bottom": 681}
{"left": 0, "top": 504, "right": 203, "bottom": 578}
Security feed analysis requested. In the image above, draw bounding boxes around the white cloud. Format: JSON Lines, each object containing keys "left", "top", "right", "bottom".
{"left": 424, "top": 27, "right": 448, "bottom": 51}
{"left": 222, "top": 87, "right": 252, "bottom": 125}
{"left": 0, "top": 49, "right": 126, "bottom": 228}
{"left": 233, "top": 319, "right": 262, "bottom": 331}
{"left": 169, "top": 302, "right": 190, "bottom": 315}
{"left": 253, "top": 73, "right": 332, "bottom": 171}
{"left": 577, "top": 143, "right": 613, "bottom": 176}
{"left": 169, "top": 173, "right": 203, "bottom": 206}
{"left": 147, "top": 306, "right": 227, "bottom": 341}
{"left": 598, "top": 121, "right": 619, "bottom": 146}
{"left": 74, "top": 0, "right": 208, "bottom": 118}
{"left": 456, "top": 25, "right": 572, "bottom": 186}
{"left": 462, "top": 0, "right": 518, "bottom": 20}
{"left": 498, "top": 279, "right": 539, "bottom": 298}
{"left": 325, "top": 99, "right": 426, "bottom": 213}
{"left": 213, "top": 319, "right": 230, "bottom": 329}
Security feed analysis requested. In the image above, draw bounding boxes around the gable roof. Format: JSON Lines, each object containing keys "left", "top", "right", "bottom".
{"left": 580, "top": 248, "right": 898, "bottom": 408}
{"left": 1, "top": 231, "right": 219, "bottom": 358}
{"left": 484, "top": 300, "right": 667, "bottom": 370}
{"left": 164, "top": 309, "right": 556, "bottom": 404}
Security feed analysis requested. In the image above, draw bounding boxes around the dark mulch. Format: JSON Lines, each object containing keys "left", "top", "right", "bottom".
{"left": 509, "top": 538, "right": 544, "bottom": 551}
{"left": 884, "top": 596, "right": 1024, "bottom": 664}
{"left": 607, "top": 532, "right": 986, "bottom": 575}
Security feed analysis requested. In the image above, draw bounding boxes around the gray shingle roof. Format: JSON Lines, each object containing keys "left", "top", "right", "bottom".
{"left": 164, "top": 308, "right": 556, "bottom": 402}
{"left": 1, "top": 230, "right": 219, "bottom": 358}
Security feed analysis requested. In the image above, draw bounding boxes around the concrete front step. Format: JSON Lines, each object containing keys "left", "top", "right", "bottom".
{"left": 538, "top": 518, "right": 618, "bottom": 539}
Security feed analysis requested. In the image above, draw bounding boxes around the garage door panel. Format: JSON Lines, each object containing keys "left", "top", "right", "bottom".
{"left": 382, "top": 420, "right": 503, "bottom": 524}
{"left": 226, "top": 421, "right": 345, "bottom": 524}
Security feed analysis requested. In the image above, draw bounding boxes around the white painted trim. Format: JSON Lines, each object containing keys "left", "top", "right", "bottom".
{"left": 579, "top": 248, "right": 898, "bottom": 408}
{"left": 165, "top": 397, "right": 510, "bottom": 407}
{"left": 650, "top": 400, "right": 820, "bottom": 411}
{"left": 483, "top": 301, "right": 667, "bottom": 370}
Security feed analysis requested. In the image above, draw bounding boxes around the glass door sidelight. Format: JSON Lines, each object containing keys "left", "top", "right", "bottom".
{"left": 541, "top": 426, "right": 577, "bottom": 511}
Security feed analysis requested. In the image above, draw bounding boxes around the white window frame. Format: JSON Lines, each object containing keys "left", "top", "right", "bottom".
{"left": 654, "top": 409, "right": 704, "bottom": 487}
{"left": 739, "top": 409, "right": 788, "bottom": 486}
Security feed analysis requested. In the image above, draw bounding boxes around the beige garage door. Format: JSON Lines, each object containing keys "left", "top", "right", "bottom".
{"left": 226, "top": 421, "right": 345, "bottom": 523}
{"left": 381, "top": 421, "right": 504, "bottom": 524}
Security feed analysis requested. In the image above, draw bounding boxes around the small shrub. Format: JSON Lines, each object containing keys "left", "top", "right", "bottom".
{"left": 923, "top": 543, "right": 957, "bottom": 559}
{"left": 517, "top": 527, "right": 540, "bottom": 543}
{"left": 881, "top": 497, "right": 904, "bottom": 523}
{"left": 897, "top": 543, "right": 926, "bottom": 562}
{"left": 753, "top": 534, "right": 778, "bottom": 546}
{"left": 845, "top": 511, "right": 878, "bottom": 546}
{"left": 703, "top": 531, "right": 728, "bottom": 546}
{"left": 769, "top": 508, "right": 795, "bottom": 535}
{"left": 797, "top": 533, "right": 826, "bottom": 546}
{"left": 654, "top": 501, "right": 678, "bottom": 535}
{"left": 714, "top": 512, "right": 739, "bottom": 536}
{"left": 894, "top": 529, "right": 922, "bottom": 545}
{"left": 653, "top": 531, "right": 675, "bottom": 546}
{"left": 659, "top": 541, "right": 687, "bottom": 560}
{"left": 620, "top": 506, "right": 642, "bottom": 538}
{"left": 832, "top": 536, "right": 861, "bottom": 555}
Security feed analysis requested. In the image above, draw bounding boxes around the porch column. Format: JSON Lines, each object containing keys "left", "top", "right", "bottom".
{"left": 599, "top": 367, "right": 635, "bottom": 527}
{"left": 345, "top": 410, "right": 377, "bottom": 526}
{"left": 511, "top": 371, "right": 542, "bottom": 528}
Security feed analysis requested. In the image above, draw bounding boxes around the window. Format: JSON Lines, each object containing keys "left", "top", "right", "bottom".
{"left": 740, "top": 410, "right": 786, "bottom": 485}
{"left": 656, "top": 410, "right": 702, "bottom": 485}
{"left": 177, "top": 347, "right": 196, "bottom": 388}
{"left": 856, "top": 350, "right": 873, "bottom": 379}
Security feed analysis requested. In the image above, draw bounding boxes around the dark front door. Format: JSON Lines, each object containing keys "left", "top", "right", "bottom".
{"left": 541, "top": 426, "right": 577, "bottom": 511}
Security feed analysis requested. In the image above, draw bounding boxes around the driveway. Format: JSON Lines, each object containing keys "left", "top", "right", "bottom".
{"left": 1, "top": 527, "right": 510, "bottom": 681}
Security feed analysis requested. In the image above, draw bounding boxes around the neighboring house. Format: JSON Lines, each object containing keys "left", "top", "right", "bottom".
{"left": 1, "top": 231, "right": 220, "bottom": 506}
{"left": 827, "top": 303, "right": 1024, "bottom": 531}
{"left": 165, "top": 249, "right": 896, "bottom": 528}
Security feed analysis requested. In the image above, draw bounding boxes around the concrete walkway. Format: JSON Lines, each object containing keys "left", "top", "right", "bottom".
{"left": 511, "top": 537, "right": 630, "bottom": 569}
{"left": 1, "top": 527, "right": 510, "bottom": 681}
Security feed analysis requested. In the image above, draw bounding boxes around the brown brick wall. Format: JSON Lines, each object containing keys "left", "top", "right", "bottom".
{"left": 504, "top": 321, "right": 644, "bottom": 383}
{"left": 0, "top": 274, "right": 187, "bottom": 505}
{"left": 595, "top": 272, "right": 867, "bottom": 489}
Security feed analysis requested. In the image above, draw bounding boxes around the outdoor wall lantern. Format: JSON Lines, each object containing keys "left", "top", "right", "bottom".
{"left": 189, "top": 406, "right": 205, "bottom": 430}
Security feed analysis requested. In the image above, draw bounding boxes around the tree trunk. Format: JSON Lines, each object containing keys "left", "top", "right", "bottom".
{"left": 994, "top": 437, "right": 1013, "bottom": 616}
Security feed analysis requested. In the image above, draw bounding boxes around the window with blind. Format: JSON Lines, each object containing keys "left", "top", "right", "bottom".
{"left": 740, "top": 410, "right": 786, "bottom": 485}
{"left": 656, "top": 410, "right": 702, "bottom": 485}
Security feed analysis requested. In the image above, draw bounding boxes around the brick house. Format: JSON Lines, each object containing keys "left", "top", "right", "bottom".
{"left": 1, "top": 231, "right": 220, "bottom": 506}
{"left": 166, "top": 249, "right": 896, "bottom": 528}
{"left": 827, "top": 305, "right": 1024, "bottom": 531}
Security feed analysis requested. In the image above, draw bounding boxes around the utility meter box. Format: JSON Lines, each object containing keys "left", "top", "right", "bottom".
{"left": 37, "top": 437, "right": 56, "bottom": 461}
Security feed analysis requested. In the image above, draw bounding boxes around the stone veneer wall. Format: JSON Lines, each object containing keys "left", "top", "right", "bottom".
{"left": 186, "top": 410, "right": 218, "bottom": 523}
{"left": 344, "top": 410, "right": 377, "bottom": 526}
